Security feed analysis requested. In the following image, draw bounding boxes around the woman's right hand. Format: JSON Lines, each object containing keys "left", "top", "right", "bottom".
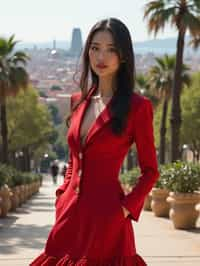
{"left": 55, "top": 192, "right": 63, "bottom": 206}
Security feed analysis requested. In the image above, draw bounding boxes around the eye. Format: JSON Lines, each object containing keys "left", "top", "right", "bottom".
{"left": 90, "top": 46, "right": 98, "bottom": 51}
{"left": 109, "top": 48, "right": 117, "bottom": 52}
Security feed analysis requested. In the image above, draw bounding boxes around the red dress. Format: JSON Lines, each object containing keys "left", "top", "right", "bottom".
{"left": 30, "top": 85, "right": 159, "bottom": 265}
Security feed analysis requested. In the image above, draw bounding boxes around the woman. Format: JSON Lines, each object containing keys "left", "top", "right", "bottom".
{"left": 30, "top": 17, "right": 159, "bottom": 266}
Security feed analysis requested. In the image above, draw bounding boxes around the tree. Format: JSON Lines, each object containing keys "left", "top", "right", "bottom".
{"left": 144, "top": 0, "right": 200, "bottom": 161}
{"left": 7, "top": 87, "right": 54, "bottom": 171}
{"left": 0, "top": 35, "right": 29, "bottom": 163}
{"left": 148, "top": 54, "right": 190, "bottom": 164}
{"left": 50, "top": 85, "right": 62, "bottom": 91}
{"left": 136, "top": 73, "right": 159, "bottom": 106}
{"left": 181, "top": 72, "right": 200, "bottom": 162}
{"left": 48, "top": 104, "right": 62, "bottom": 125}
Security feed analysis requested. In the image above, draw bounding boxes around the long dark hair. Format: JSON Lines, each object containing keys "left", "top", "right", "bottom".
{"left": 66, "top": 17, "right": 135, "bottom": 134}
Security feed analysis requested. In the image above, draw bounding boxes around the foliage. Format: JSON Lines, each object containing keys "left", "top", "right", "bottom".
{"left": 0, "top": 164, "right": 10, "bottom": 187}
{"left": 148, "top": 54, "right": 190, "bottom": 99}
{"left": 0, "top": 34, "right": 30, "bottom": 102}
{"left": 144, "top": 1, "right": 200, "bottom": 43}
{"left": 0, "top": 163, "right": 41, "bottom": 187}
{"left": 144, "top": 0, "right": 200, "bottom": 162}
{"left": 160, "top": 161, "right": 200, "bottom": 193}
{"left": 181, "top": 72, "right": 200, "bottom": 161}
{"left": 50, "top": 85, "right": 62, "bottom": 91}
{"left": 6, "top": 87, "right": 54, "bottom": 153}
{"left": 153, "top": 101, "right": 171, "bottom": 149}
{"left": 48, "top": 104, "right": 62, "bottom": 125}
{"left": 119, "top": 167, "right": 140, "bottom": 186}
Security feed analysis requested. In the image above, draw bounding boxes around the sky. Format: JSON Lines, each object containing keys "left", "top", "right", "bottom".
{"left": 0, "top": 0, "right": 177, "bottom": 44}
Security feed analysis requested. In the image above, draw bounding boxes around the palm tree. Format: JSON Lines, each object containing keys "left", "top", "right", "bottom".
{"left": 144, "top": 0, "right": 200, "bottom": 162}
{"left": 136, "top": 73, "right": 159, "bottom": 105}
{"left": 149, "top": 54, "right": 190, "bottom": 164}
{"left": 0, "top": 35, "right": 30, "bottom": 163}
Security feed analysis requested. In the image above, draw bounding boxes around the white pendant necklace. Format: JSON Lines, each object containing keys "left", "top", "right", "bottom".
{"left": 91, "top": 94, "right": 112, "bottom": 114}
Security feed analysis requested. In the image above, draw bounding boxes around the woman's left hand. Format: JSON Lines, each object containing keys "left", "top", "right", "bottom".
{"left": 121, "top": 206, "right": 130, "bottom": 218}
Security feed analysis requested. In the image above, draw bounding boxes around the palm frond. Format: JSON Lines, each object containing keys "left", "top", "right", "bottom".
{"left": 144, "top": 0, "right": 177, "bottom": 36}
{"left": 189, "top": 36, "right": 200, "bottom": 49}
{"left": 183, "top": 12, "right": 200, "bottom": 37}
{"left": 11, "top": 51, "right": 30, "bottom": 65}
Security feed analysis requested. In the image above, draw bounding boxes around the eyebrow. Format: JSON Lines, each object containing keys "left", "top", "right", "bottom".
{"left": 90, "top": 42, "right": 115, "bottom": 46}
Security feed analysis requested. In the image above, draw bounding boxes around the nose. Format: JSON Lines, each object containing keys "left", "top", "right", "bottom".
{"left": 97, "top": 50, "right": 106, "bottom": 61}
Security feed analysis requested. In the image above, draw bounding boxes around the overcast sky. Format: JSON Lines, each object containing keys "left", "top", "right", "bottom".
{"left": 0, "top": 0, "right": 177, "bottom": 43}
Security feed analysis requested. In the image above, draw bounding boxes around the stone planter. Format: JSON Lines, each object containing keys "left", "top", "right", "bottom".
{"left": 143, "top": 191, "right": 152, "bottom": 211}
{"left": 151, "top": 188, "right": 170, "bottom": 217}
{"left": 167, "top": 191, "right": 200, "bottom": 229}
{"left": 0, "top": 185, "right": 12, "bottom": 217}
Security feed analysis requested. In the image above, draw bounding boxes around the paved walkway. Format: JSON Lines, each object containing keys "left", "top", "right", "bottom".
{"left": 0, "top": 175, "right": 200, "bottom": 266}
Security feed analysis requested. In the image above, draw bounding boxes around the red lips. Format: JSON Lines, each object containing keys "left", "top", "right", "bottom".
{"left": 96, "top": 63, "right": 108, "bottom": 68}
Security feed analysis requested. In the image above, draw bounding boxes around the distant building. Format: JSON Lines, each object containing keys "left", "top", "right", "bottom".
{"left": 69, "top": 28, "right": 83, "bottom": 57}
{"left": 53, "top": 39, "right": 56, "bottom": 50}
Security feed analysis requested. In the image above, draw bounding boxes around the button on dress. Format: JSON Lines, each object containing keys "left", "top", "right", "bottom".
{"left": 30, "top": 85, "right": 159, "bottom": 265}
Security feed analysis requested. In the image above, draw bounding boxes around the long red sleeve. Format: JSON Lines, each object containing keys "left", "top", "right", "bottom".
{"left": 121, "top": 97, "right": 160, "bottom": 222}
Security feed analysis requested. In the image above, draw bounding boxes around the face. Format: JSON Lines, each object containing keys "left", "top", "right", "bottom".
{"left": 88, "top": 30, "right": 120, "bottom": 78}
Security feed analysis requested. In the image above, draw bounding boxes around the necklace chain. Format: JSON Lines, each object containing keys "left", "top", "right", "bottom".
{"left": 91, "top": 94, "right": 112, "bottom": 99}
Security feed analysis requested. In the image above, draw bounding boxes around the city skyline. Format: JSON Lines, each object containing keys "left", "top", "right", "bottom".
{"left": 0, "top": 0, "right": 177, "bottom": 43}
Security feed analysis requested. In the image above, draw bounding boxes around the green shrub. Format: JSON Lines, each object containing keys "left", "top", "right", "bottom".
{"left": 120, "top": 167, "right": 140, "bottom": 186}
{"left": 160, "top": 161, "right": 200, "bottom": 193}
{"left": 154, "top": 164, "right": 171, "bottom": 189}
{"left": 0, "top": 164, "right": 10, "bottom": 187}
{"left": 0, "top": 163, "right": 42, "bottom": 187}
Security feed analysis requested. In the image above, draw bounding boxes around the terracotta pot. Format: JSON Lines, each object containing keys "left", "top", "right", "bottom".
{"left": 0, "top": 185, "right": 12, "bottom": 217}
{"left": 24, "top": 185, "right": 28, "bottom": 200}
{"left": 36, "top": 180, "right": 40, "bottom": 192}
{"left": 151, "top": 188, "right": 170, "bottom": 217}
{"left": 195, "top": 203, "right": 200, "bottom": 212}
{"left": 143, "top": 192, "right": 152, "bottom": 211}
{"left": 167, "top": 191, "right": 200, "bottom": 229}
{"left": 20, "top": 185, "right": 26, "bottom": 203}
{"left": 27, "top": 184, "right": 32, "bottom": 198}
{"left": 31, "top": 183, "right": 34, "bottom": 194}
{"left": 0, "top": 196, "right": 2, "bottom": 216}
{"left": 11, "top": 187, "right": 20, "bottom": 210}
{"left": 15, "top": 186, "right": 23, "bottom": 205}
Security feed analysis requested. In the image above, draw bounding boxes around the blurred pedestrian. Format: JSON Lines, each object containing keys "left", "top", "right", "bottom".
{"left": 50, "top": 160, "right": 59, "bottom": 185}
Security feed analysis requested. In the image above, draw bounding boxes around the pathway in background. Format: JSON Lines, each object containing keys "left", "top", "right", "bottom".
{"left": 0, "top": 175, "right": 199, "bottom": 266}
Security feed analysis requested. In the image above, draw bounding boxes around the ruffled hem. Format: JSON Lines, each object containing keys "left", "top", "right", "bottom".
{"left": 30, "top": 252, "right": 147, "bottom": 266}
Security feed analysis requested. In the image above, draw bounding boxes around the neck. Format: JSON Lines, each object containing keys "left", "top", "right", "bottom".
{"left": 96, "top": 76, "right": 116, "bottom": 97}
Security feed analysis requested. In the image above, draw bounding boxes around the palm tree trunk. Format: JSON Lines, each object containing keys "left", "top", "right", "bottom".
{"left": 0, "top": 102, "right": 8, "bottom": 164}
{"left": 170, "top": 30, "right": 185, "bottom": 162}
{"left": 159, "top": 98, "right": 168, "bottom": 164}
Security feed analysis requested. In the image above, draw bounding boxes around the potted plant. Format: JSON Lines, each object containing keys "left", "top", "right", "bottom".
{"left": 151, "top": 165, "right": 170, "bottom": 217}
{"left": 6, "top": 166, "right": 21, "bottom": 211}
{"left": 120, "top": 167, "right": 153, "bottom": 211}
{"left": 0, "top": 164, "right": 12, "bottom": 217}
{"left": 166, "top": 161, "right": 200, "bottom": 229}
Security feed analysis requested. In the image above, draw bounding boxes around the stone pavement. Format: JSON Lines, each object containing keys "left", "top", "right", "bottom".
{"left": 0, "top": 175, "right": 199, "bottom": 266}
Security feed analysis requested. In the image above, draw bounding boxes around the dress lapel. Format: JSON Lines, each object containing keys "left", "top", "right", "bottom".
{"left": 74, "top": 85, "right": 113, "bottom": 151}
